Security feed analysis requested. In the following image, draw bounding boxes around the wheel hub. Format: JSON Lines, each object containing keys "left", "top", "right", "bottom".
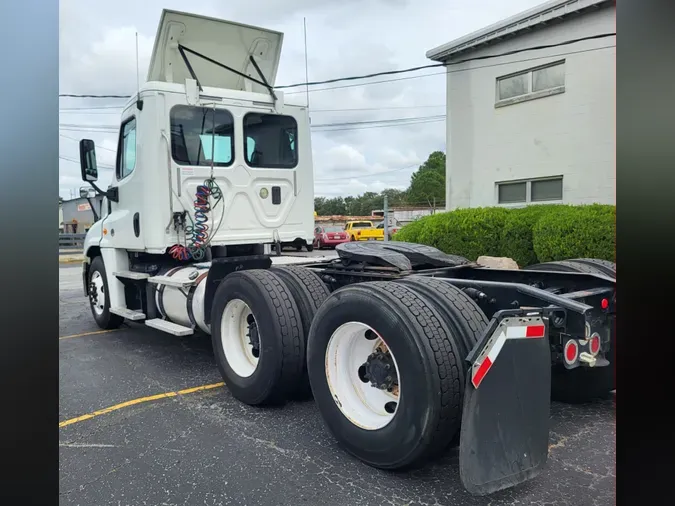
{"left": 360, "top": 350, "right": 398, "bottom": 391}
{"left": 246, "top": 314, "right": 260, "bottom": 358}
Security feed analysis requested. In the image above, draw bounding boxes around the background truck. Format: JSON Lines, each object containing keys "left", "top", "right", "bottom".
{"left": 344, "top": 220, "right": 384, "bottom": 241}
{"left": 76, "top": 9, "right": 615, "bottom": 497}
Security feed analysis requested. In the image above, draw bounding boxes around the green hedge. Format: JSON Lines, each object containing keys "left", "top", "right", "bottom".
{"left": 499, "top": 204, "right": 566, "bottom": 266}
{"left": 532, "top": 204, "right": 615, "bottom": 263}
{"left": 393, "top": 204, "right": 615, "bottom": 265}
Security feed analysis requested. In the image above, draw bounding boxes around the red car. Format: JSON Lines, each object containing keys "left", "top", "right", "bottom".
{"left": 313, "top": 225, "right": 350, "bottom": 249}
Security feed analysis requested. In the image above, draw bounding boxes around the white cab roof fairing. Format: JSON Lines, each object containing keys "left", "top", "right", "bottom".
{"left": 147, "top": 10, "right": 284, "bottom": 95}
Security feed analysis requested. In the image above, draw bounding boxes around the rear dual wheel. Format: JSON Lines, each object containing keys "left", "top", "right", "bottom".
{"left": 307, "top": 281, "right": 486, "bottom": 469}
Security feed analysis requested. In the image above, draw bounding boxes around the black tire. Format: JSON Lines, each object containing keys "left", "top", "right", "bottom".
{"left": 210, "top": 270, "right": 304, "bottom": 406}
{"left": 307, "top": 281, "right": 464, "bottom": 470}
{"left": 526, "top": 260, "right": 615, "bottom": 403}
{"left": 87, "top": 256, "right": 124, "bottom": 330}
{"left": 295, "top": 242, "right": 303, "bottom": 252}
{"left": 305, "top": 243, "right": 314, "bottom": 252}
{"left": 269, "top": 266, "right": 331, "bottom": 400}
{"left": 526, "top": 260, "right": 608, "bottom": 277}
{"left": 566, "top": 258, "right": 616, "bottom": 279}
{"left": 396, "top": 276, "right": 488, "bottom": 365}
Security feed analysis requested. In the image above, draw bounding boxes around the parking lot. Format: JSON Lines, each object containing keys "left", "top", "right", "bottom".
{"left": 60, "top": 258, "right": 615, "bottom": 506}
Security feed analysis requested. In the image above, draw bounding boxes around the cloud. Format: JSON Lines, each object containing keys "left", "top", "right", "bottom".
{"left": 59, "top": 0, "right": 545, "bottom": 199}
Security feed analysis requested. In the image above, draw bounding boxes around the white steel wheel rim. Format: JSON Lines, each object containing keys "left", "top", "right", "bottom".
{"left": 221, "top": 299, "right": 259, "bottom": 378}
{"left": 325, "top": 322, "right": 401, "bottom": 430}
{"left": 90, "top": 270, "right": 105, "bottom": 315}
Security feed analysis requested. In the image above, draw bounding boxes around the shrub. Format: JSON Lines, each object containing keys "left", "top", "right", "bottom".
{"left": 395, "top": 207, "right": 509, "bottom": 261}
{"left": 499, "top": 205, "right": 566, "bottom": 267}
{"left": 532, "top": 204, "right": 615, "bottom": 262}
{"left": 392, "top": 217, "right": 426, "bottom": 243}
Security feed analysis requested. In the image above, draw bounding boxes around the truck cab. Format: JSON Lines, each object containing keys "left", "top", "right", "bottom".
{"left": 80, "top": 10, "right": 314, "bottom": 261}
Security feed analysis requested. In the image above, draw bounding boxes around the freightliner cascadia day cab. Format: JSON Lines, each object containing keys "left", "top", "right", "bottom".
{"left": 76, "top": 9, "right": 616, "bottom": 496}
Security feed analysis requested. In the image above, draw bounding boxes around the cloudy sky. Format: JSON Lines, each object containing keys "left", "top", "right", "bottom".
{"left": 59, "top": 0, "right": 545, "bottom": 200}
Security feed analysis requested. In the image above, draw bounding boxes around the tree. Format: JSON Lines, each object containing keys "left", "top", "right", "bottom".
{"left": 380, "top": 188, "right": 408, "bottom": 207}
{"left": 407, "top": 151, "right": 446, "bottom": 209}
{"left": 407, "top": 170, "right": 445, "bottom": 209}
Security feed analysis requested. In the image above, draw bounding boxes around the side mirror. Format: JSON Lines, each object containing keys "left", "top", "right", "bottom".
{"left": 79, "top": 186, "right": 96, "bottom": 199}
{"left": 79, "top": 139, "right": 99, "bottom": 182}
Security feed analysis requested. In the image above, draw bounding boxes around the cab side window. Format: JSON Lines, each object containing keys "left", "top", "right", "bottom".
{"left": 117, "top": 117, "right": 137, "bottom": 180}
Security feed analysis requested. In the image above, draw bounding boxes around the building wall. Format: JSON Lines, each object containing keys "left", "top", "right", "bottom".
{"left": 445, "top": 4, "right": 615, "bottom": 209}
{"left": 61, "top": 196, "right": 105, "bottom": 232}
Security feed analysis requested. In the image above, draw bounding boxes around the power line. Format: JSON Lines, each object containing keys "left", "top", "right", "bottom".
{"left": 60, "top": 133, "right": 117, "bottom": 152}
{"left": 315, "top": 164, "right": 420, "bottom": 182}
{"left": 59, "top": 32, "right": 615, "bottom": 99}
{"left": 314, "top": 118, "right": 445, "bottom": 132}
{"left": 59, "top": 113, "right": 447, "bottom": 133}
{"left": 59, "top": 155, "right": 114, "bottom": 170}
{"left": 311, "top": 105, "right": 445, "bottom": 112}
{"left": 281, "top": 32, "right": 615, "bottom": 89}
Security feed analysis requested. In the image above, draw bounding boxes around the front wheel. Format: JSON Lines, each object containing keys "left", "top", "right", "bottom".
{"left": 305, "top": 243, "right": 314, "bottom": 252}
{"left": 87, "top": 256, "right": 124, "bottom": 330}
{"left": 307, "top": 281, "right": 464, "bottom": 469}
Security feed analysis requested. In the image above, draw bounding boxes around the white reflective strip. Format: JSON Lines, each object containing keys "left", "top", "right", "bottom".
{"left": 506, "top": 326, "right": 528, "bottom": 339}
{"left": 486, "top": 330, "right": 507, "bottom": 362}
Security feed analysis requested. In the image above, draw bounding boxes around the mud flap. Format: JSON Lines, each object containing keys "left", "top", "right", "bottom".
{"left": 459, "top": 311, "right": 552, "bottom": 496}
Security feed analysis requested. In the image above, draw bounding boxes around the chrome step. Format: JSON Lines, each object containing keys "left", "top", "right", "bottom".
{"left": 145, "top": 319, "right": 194, "bottom": 336}
{"left": 147, "top": 275, "right": 196, "bottom": 288}
{"left": 113, "top": 270, "right": 150, "bottom": 280}
{"left": 110, "top": 307, "right": 146, "bottom": 321}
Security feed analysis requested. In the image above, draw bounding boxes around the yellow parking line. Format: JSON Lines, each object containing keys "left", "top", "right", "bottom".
{"left": 59, "top": 382, "right": 225, "bottom": 428}
{"left": 59, "top": 329, "right": 121, "bottom": 340}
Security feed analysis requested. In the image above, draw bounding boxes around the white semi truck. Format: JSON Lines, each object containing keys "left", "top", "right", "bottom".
{"left": 77, "top": 9, "right": 616, "bottom": 496}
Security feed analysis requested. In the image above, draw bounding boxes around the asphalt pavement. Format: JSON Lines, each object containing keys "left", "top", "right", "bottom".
{"left": 59, "top": 257, "right": 615, "bottom": 506}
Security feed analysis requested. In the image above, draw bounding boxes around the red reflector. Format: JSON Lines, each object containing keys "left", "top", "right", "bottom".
{"left": 525, "top": 325, "right": 546, "bottom": 338}
{"left": 590, "top": 335, "right": 600, "bottom": 355}
{"left": 472, "top": 356, "right": 493, "bottom": 388}
{"left": 564, "top": 340, "right": 578, "bottom": 364}
{"left": 601, "top": 298, "right": 609, "bottom": 309}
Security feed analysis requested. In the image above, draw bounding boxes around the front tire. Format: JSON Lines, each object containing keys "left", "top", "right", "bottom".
{"left": 210, "top": 270, "right": 305, "bottom": 406}
{"left": 305, "top": 243, "right": 314, "bottom": 252}
{"left": 87, "top": 256, "right": 124, "bottom": 330}
{"left": 307, "top": 282, "right": 464, "bottom": 469}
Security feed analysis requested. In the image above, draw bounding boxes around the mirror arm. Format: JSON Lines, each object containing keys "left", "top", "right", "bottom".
{"left": 86, "top": 197, "right": 100, "bottom": 222}
{"left": 88, "top": 181, "right": 119, "bottom": 203}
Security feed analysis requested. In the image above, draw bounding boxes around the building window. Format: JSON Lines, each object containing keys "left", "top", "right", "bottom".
{"left": 243, "top": 113, "right": 298, "bottom": 169}
{"left": 116, "top": 117, "right": 137, "bottom": 180}
{"left": 170, "top": 105, "right": 235, "bottom": 167}
{"left": 497, "top": 177, "right": 563, "bottom": 204}
{"left": 496, "top": 61, "right": 565, "bottom": 106}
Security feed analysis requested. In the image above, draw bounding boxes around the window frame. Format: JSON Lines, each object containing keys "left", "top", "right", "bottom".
{"left": 243, "top": 112, "right": 299, "bottom": 169}
{"left": 495, "top": 60, "right": 566, "bottom": 108}
{"left": 169, "top": 104, "right": 236, "bottom": 168}
{"left": 116, "top": 116, "right": 137, "bottom": 181}
{"left": 496, "top": 176, "right": 564, "bottom": 205}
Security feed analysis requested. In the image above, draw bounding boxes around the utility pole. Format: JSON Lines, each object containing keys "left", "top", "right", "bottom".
{"left": 383, "top": 195, "right": 389, "bottom": 242}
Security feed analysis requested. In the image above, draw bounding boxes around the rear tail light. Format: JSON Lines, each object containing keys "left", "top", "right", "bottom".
{"left": 601, "top": 298, "right": 609, "bottom": 309}
{"left": 564, "top": 340, "right": 579, "bottom": 365}
{"left": 589, "top": 333, "right": 601, "bottom": 355}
